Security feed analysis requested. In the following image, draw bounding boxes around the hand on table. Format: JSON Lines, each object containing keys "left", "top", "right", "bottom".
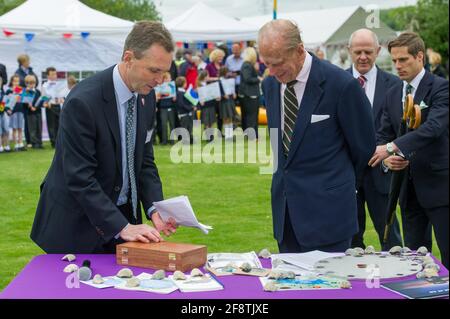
{"left": 119, "top": 223, "right": 163, "bottom": 243}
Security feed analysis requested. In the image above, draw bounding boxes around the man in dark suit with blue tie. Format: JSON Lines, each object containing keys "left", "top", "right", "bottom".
{"left": 259, "top": 20, "right": 376, "bottom": 253}
{"left": 369, "top": 32, "right": 448, "bottom": 269}
{"left": 31, "top": 21, "right": 177, "bottom": 254}
{"left": 346, "top": 29, "right": 403, "bottom": 251}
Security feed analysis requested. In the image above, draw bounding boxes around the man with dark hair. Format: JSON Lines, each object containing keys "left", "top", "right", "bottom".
{"left": 370, "top": 32, "right": 449, "bottom": 269}
{"left": 31, "top": 21, "right": 177, "bottom": 253}
{"left": 0, "top": 62, "right": 7, "bottom": 91}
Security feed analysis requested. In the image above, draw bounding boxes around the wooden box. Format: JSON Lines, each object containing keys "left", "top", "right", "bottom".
{"left": 116, "top": 241, "right": 207, "bottom": 272}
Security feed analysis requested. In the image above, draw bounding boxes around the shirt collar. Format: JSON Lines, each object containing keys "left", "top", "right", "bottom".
{"left": 296, "top": 51, "right": 312, "bottom": 83}
{"left": 404, "top": 67, "right": 425, "bottom": 93}
{"left": 352, "top": 64, "right": 377, "bottom": 82}
{"left": 113, "top": 64, "right": 135, "bottom": 105}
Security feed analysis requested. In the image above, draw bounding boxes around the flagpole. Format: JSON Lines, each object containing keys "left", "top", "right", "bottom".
{"left": 273, "top": 0, "right": 277, "bottom": 20}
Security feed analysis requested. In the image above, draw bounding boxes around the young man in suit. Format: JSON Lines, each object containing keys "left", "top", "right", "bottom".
{"left": 369, "top": 32, "right": 449, "bottom": 269}
{"left": 31, "top": 21, "right": 177, "bottom": 254}
{"left": 259, "top": 20, "right": 376, "bottom": 253}
{"left": 347, "top": 29, "right": 403, "bottom": 251}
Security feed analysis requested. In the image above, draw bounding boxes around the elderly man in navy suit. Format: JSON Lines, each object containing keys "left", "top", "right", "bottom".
{"left": 31, "top": 22, "right": 177, "bottom": 253}
{"left": 369, "top": 32, "right": 449, "bottom": 269}
{"left": 346, "top": 29, "right": 403, "bottom": 251}
{"left": 260, "top": 20, "right": 376, "bottom": 253}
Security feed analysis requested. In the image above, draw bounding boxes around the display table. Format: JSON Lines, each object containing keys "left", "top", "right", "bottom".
{"left": 1, "top": 254, "right": 448, "bottom": 299}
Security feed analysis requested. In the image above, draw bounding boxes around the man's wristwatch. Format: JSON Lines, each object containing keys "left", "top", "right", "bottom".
{"left": 386, "top": 142, "right": 395, "bottom": 156}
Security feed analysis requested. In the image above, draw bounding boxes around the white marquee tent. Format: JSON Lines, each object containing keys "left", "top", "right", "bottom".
{"left": 166, "top": 2, "right": 259, "bottom": 42}
{"left": 0, "top": 0, "right": 134, "bottom": 82}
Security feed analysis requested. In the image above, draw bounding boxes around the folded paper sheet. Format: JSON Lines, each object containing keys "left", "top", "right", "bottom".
{"left": 153, "top": 196, "right": 213, "bottom": 234}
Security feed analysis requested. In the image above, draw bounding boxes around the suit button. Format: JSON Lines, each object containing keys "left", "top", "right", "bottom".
{"left": 114, "top": 186, "right": 120, "bottom": 192}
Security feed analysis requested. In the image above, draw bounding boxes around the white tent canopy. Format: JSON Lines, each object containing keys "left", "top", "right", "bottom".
{"left": 0, "top": 0, "right": 133, "bottom": 82}
{"left": 241, "top": 6, "right": 361, "bottom": 49}
{"left": 166, "top": 2, "right": 259, "bottom": 42}
{"left": 0, "top": 0, "right": 133, "bottom": 36}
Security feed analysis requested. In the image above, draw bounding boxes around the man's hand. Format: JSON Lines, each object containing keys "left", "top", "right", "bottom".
{"left": 119, "top": 224, "right": 163, "bottom": 243}
{"left": 383, "top": 155, "right": 409, "bottom": 171}
{"left": 151, "top": 212, "right": 178, "bottom": 236}
{"left": 369, "top": 145, "right": 390, "bottom": 167}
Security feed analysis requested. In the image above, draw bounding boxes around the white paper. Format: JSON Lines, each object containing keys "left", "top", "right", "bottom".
{"left": 271, "top": 250, "right": 345, "bottom": 271}
{"left": 153, "top": 196, "right": 213, "bottom": 234}
{"left": 220, "top": 78, "right": 235, "bottom": 96}
{"left": 114, "top": 272, "right": 178, "bottom": 294}
{"left": 81, "top": 276, "right": 125, "bottom": 289}
{"left": 310, "top": 114, "right": 330, "bottom": 123}
{"left": 197, "top": 82, "right": 221, "bottom": 103}
{"left": 169, "top": 273, "right": 224, "bottom": 292}
{"left": 155, "top": 81, "right": 176, "bottom": 99}
{"left": 207, "top": 251, "right": 262, "bottom": 269}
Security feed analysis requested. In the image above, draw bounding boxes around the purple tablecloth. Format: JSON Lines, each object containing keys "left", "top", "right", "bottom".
{"left": 1, "top": 254, "right": 447, "bottom": 299}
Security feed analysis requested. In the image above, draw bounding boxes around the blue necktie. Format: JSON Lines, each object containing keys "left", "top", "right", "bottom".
{"left": 126, "top": 95, "right": 137, "bottom": 220}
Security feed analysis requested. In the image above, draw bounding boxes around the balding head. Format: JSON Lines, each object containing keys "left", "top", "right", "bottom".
{"left": 348, "top": 28, "right": 381, "bottom": 75}
{"left": 258, "top": 19, "right": 305, "bottom": 83}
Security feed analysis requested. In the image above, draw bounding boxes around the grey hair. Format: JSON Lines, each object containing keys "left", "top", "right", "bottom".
{"left": 348, "top": 28, "right": 380, "bottom": 48}
{"left": 258, "top": 19, "right": 302, "bottom": 50}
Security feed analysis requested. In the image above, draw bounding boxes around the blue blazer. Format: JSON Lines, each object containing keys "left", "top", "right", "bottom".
{"left": 377, "top": 70, "right": 449, "bottom": 209}
{"left": 262, "top": 55, "right": 376, "bottom": 246}
{"left": 347, "top": 66, "right": 402, "bottom": 194}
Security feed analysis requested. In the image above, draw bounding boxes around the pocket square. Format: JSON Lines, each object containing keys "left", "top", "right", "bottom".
{"left": 311, "top": 114, "right": 330, "bottom": 123}
{"left": 145, "top": 129, "right": 154, "bottom": 144}
{"left": 419, "top": 100, "right": 429, "bottom": 110}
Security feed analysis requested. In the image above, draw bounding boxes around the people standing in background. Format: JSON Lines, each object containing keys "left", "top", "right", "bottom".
{"left": 15, "top": 54, "right": 38, "bottom": 148}
{"left": 41, "top": 67, "right": 62, "bottom": 148}
{"left": 239, "top": 47, "right": 262, "bottom": 140}
{"left": 218, "top": 66, "right": 236, "bottom": 141}
{"left": 0, "top": 76, "right": 11, "bottom": 153}
{"left": 206, "top": 49, "right": 225, "bottom": 134}
{"left": 225, "top": 43, "right": 244, "bottom": 95}
{"left": 197, "top": 70, "right": 217, "bottom": 142}
{"left": 429, "top": 51, "right": 448, "bottom": 79}
{"left": 346, "top": 28, "right": 403, "bottom": 251}
{"left": 24, "top": 74, "right": 43, "bottom": 149}
{"left": 156, "top": 72, "right": 177, "bottom": 145}
{"left": 179, "top": 49, "right": 199, "bottom": 90}
{"left": 315, "top": 49, "right": 325, "bottom": 60}
{"left": 175, "top": 76, "right": 194, "bottom": 144}
{"left": 5, "top": 75, "right": 26, "bottom": 151}
{"left": 0, "top": 63, "right": 7, "bottom": 90}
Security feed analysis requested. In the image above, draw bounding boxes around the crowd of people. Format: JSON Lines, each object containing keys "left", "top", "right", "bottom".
{"left": 0, "top": 55, "right": 77, "bottom": 152}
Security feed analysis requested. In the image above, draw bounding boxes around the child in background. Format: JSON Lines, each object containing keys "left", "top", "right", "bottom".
{"left": 0, "top": 76, "right": 11, "bottom": 153}
{"left": 218, "top": 66, "right": 236, "bottom": 141}
{"left": 24, "top": 74, "right": 43, "bottom": 149}
{"left": 196, "top": 70, "right": 217, "bottom": 142}
{"left": 175, "top": 76, "right": 194, "bottom": 144}
{"left": 156, "top": 72, "right": 177, "bottom": 145}
{"left": 5, "top": 75, "right": 25, "bottom": 151}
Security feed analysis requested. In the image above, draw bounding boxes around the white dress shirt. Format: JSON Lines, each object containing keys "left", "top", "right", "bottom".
{"left": 402, "top": 67, "right": 425, "bottom": 102}
{"left": 352, "top": 64, "right": 378, "bottom": 106}
{"left": 280, "top": 50, "right": 313, "bottom": 132}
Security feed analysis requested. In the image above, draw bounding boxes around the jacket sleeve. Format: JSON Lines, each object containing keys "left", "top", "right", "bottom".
{"left": 240, "top": 62, "right": 260, "bottom": 85}
{"left": 394, "top": 79, "right": 449, "bottom": 159}
{"left": 377, "top": 93, "right": 398, "bottom": 145}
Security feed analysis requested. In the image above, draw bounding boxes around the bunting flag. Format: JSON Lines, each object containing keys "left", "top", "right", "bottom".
{"left": 63, "top": 33, "right": 73, "bottom": 39}
{"left": 176, "top": 41, "right": 183, "bottom": 48}
{"left": 196, "top": 42, "right": 204, "bottom": 51}
{"left": 24, "top": 33, "right": 35, "bottom": 42}
{"left": 207, "top": 42, "right": 215, "bottom": 49}
{"left": 183, "top": 42, "right": 189, "bottom": 49}
{"left": 3, "top": 28, "right": 15, "bottom": 37}
{"left": 80, "top": 32, "right": 90, "bottom": 39}
{"left": 203, "top": 43, "right": 208, "bottom": 49}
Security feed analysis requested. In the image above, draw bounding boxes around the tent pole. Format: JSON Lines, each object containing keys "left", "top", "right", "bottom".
{"left": 273, "top": 0, "right": 277, "bottom": 20}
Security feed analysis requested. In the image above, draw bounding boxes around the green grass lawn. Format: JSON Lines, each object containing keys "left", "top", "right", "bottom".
{"left": 0, "top": 130, "right": 440, "bottom": 291}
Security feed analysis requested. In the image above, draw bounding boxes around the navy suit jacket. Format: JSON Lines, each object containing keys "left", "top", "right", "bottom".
{"left": 347, "top": 66, "right": 402, "bottom": 194}
{"left": 262, "top": 55, "right": 376, "bottom": 246}
{"left": 377, "top": 70, "right": 449, "bottom": 209}
{"left": 31, "top": 66, "right": 163, "bottom": 253}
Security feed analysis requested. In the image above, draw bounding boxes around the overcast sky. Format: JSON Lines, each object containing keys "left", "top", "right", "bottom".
{"left": 155, "top": 0, "right": 418, "bottom": 22}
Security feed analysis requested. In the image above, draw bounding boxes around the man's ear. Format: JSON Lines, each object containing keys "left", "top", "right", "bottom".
{"left": 122, "top": 50, "right": 134, "bottom": 64}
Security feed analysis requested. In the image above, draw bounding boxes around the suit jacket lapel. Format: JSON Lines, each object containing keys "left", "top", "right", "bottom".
{"left": 101, "top": 66, "right": 122, "bottom": 175}
{"left": 372, "top": 67, "right": 386, "bottom": 118}
{"left": 135, "top": 95, "right": 147, "bottom": 176}
{"left": 413, "top": 70, "right": 433, "bottom": 105}
{"left": 285, "top": 57, "right": 324, "bottom": 167}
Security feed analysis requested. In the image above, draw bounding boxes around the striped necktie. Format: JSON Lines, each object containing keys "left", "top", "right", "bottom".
{"left": 283, "top": 80, "right": 299, "bottom": 155}
{"left": 126, "top": 95, "right": 137, "bottom": 220}
{"left": 358, "top": 75, "right": 367, "bottom": 89}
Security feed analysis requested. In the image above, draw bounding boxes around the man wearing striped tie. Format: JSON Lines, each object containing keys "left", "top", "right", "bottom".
{"left": 259, "top": 20, "right": 376, "bottom": 253}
